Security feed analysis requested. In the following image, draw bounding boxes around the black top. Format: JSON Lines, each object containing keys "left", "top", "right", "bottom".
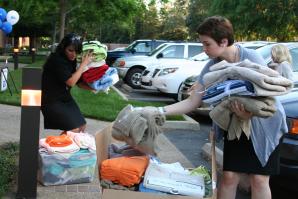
{"left": 41, "top": 52, "right": 77, "bottom": 105}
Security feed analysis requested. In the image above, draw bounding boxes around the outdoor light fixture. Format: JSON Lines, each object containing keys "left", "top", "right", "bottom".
{"left": 13, "top": 48, "right": 19, "bottom": 70}
{"left": 31, "top": 48, "right": 36, "bottom": 63}
{"left": 16, "top": 67, "right": 42, "bottom": 199}
{"left": 13, "top": 48, "right": 19, "bottom": 53}
{"left": 21, "top": 90, "right": 41, "bottom": 106}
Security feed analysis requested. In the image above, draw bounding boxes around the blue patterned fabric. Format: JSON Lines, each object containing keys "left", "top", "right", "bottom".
{"left": 202, "top": 80, "right": 254, "bottom": 105}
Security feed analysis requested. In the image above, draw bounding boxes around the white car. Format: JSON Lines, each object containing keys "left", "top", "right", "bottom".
{"left": 151, "top": 60, "right": 206, "bottom": 99}
{"left": 143, "top": 41, "right": 274, "bottom": 100}
{"left": 141, "top": 51, "right": 209, "bottom": 91}
{"left": 113, "top": 42, "right": 203, "bottom": 88}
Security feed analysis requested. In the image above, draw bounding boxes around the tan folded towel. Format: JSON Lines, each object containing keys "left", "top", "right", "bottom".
{"left": 210, "top": 96, "right": 276, "bottom": 140}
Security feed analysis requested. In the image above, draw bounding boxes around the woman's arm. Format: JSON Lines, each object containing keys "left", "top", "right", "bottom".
{"left": 163, "top": 82, "right": 205, "bottom": 115}
{"left": 66, "top": 53, "right": 93, "bottom": 87}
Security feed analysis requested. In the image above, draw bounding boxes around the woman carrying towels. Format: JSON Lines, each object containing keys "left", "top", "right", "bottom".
{"left": 41, "top": 33, "right": 93, "bottom": 133}
{"left": 152, "top": 16, "right": 288, "bottom": 199}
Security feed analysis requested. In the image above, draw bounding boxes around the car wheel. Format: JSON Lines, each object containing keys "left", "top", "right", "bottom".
{"left": 177, "top": 83, "right": 184, "bottom": 102}
{"left": 125, "top": 68, "right": 144, "bottom": 89}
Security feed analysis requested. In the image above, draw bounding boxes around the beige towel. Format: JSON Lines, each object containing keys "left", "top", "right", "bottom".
{"left": 210, "top": 59, "right": 280, "bottom": 77}
{"left": 209, "top": 96, "right": 276, "bottom": 140}
{"left": 203, "top": 60, "right": 293, "bottom": 96}
{"left": 112, "top": 105, "right": 165, "bottom": 155}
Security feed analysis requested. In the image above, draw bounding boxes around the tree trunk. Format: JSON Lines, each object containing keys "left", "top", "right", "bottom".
{"left": 59, "top": 0, "right": 67, "bottom": 41}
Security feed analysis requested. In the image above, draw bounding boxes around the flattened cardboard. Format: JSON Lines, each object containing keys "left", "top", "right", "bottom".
{"left": 95, "top": 124, "right": 213, "bottom": 199}
{"left": 102, "top": 189, "right": 196, "bottom": 199}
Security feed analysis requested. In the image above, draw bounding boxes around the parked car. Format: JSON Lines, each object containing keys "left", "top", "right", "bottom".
{"left": 106, "top": 39, "right": 171, "bottom": 66}
{"left": 141, "top": 51, "right": 209, "bottom": 91}
{"left": 177, "top": 75, "right": 198, "bottom": 102}
{"left": 178, "top": 42, "right": 298, "bottom": 102}
{"left": 113, "top": 42, "right": 203, "bottom": 88}
{"left": 270, "top": 88, "right": 298, "bottom": 199}
{"left": 145, "top": 41, "right": 274, "bottom": 100}
{"left": 142, "top": 53, "right": 208, "bottom": 99}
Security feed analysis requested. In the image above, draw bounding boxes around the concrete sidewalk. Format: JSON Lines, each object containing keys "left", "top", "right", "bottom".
{"left": 1, "top": 104, "right": 194, "bottom": 198}
{"left": 0, "top": 61, "right": 28, "bottom": 70}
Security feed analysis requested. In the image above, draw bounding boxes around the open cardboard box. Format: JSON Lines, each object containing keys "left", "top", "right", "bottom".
{"left": 95, "top": 124, "right": 216, "bottom": 199}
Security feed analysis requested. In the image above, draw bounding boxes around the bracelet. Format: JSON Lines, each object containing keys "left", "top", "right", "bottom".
{"left": 158, "top": 107, "right": 166, "bottom": 115}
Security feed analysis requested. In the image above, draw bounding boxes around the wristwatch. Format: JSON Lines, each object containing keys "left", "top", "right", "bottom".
{"left": 158, "top": 107, "right": 166, "bottom": 115}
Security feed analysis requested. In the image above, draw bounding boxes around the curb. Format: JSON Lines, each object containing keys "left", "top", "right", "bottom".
{"left": 201, "top": 142, "right": 223, "bottom": 169}
{"left": 163, "top": 114, "right": 200, "bottom": 131}
{"left": 112, "top": 84, "right": 200, "bottom": 131}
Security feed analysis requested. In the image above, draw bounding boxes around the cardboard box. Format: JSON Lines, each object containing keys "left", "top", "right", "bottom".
{"left": 95, "top": 124, "right": 215, "bottom": 199}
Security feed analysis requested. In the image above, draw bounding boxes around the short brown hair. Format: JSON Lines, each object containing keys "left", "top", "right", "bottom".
{"left": 197, "top": 16, "right": 234, "bottom": 46}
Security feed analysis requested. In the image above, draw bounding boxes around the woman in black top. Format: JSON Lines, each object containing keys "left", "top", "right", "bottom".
{"left": 41, "top": 33, "right": 92, "bottom": 133}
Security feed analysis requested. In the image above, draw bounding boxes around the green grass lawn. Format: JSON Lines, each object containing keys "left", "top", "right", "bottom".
{"left": 0, "top": 59, "right": 183, "bottom": 121}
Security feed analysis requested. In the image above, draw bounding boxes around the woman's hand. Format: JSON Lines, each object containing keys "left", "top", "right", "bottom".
{"left": 230, "top": 100, "right": 252, "bottom": 120}
{"left": 66, "top": 51, "right": 94, "bottom": 87}
{"left": 80, "top": 51, "right": 93, "bottom": 70}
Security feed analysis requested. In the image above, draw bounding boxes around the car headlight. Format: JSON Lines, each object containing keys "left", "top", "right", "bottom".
{"left": 288, "top": 118, "right": 298, "bottom": 135}
{"left": 114, "top": 59, "right": 126, "bottom": 67}
{"left": 158, "top": 67, "right": 178, "bottom": 76}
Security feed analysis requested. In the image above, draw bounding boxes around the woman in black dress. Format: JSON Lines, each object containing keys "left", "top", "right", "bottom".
{"left": 155, "top": 16, "right": 287, "bottom": 199}
{"left": 41, "top": 33, "right": 93, "bottom": 133}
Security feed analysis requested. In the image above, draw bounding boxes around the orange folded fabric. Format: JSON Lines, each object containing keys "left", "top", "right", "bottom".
{"left": 45, "top": 134, "right": 73, "bottom": 147}
{"left": 100, "top": 156, "right": 149, "bottom": 186}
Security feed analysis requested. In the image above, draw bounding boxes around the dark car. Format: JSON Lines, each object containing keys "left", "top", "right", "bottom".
{"left": 270, "top": 88, "right": 298, "bottom": 199}
{"left": 106, "top": 39, "right": 171, "bottom": 66}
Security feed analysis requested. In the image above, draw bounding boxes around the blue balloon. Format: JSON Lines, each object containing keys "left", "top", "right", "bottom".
{"left": 0, "top": 8, "right": 7, "bottom": 22}
{"left": 1, "top": 21, "right": 12, "bottom": 34}
{"left": 0, "top": 20, "right": 2, "bottom": 29}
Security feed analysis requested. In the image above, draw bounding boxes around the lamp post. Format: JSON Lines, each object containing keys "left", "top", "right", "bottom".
{"left": 13, "top": 48, "right": 19, "bottom": 70}
{"left": 31, "top": 48, "right": 36, "bottom": 63}
{"left": 16, "top": 67, "right": 42, "bottom": 199}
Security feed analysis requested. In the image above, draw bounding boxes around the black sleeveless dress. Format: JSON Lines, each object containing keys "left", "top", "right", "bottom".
{"left": 41, "top": 52, "right": 86, "bottom": 131}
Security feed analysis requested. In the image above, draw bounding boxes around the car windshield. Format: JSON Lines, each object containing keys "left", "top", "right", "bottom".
{"left": 190, "top": 52, "right": 209, "bottom": 61}
{"left": 125, "top": 41, "right": 138, "bottom": 51}
{"left": 148, "top": 43, "right": 168, "bottom": 56}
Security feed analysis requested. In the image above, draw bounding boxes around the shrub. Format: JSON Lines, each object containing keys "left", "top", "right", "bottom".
{"left": 0, "top": 142, "right": 19, "bottom": 198}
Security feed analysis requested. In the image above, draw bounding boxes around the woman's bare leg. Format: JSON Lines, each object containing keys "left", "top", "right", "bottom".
{"left": 218, "top": 171, "right": 240, "bottom": 199}
{"left": 250, "top": 174, "right": 271, "bottom": 199}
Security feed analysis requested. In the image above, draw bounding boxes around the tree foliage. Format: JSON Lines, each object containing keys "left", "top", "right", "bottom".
{"left": 158, "top": 0, "right": 189, "bottom": 40}
{"left": 186, "top": 0, "right": 211, "bottom": 40}
{"left": 0, "top": 0, "right": 297, "bottom": 43}
{"left": 209, "top": 0, "right": 297, "bottom": 41}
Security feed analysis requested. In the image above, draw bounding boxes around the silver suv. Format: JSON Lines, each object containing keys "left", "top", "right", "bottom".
{"left": 113, "top": 42, "right": 203, "bottom": 88}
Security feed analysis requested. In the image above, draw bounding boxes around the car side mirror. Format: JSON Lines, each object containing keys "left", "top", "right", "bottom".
{"left": 156, "top": 53, "right": 163, "bottom": 59}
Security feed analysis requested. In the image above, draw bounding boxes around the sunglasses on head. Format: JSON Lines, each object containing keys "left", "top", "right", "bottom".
{"left": 70, "top": 35, "right": 82, "bottom": 42}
